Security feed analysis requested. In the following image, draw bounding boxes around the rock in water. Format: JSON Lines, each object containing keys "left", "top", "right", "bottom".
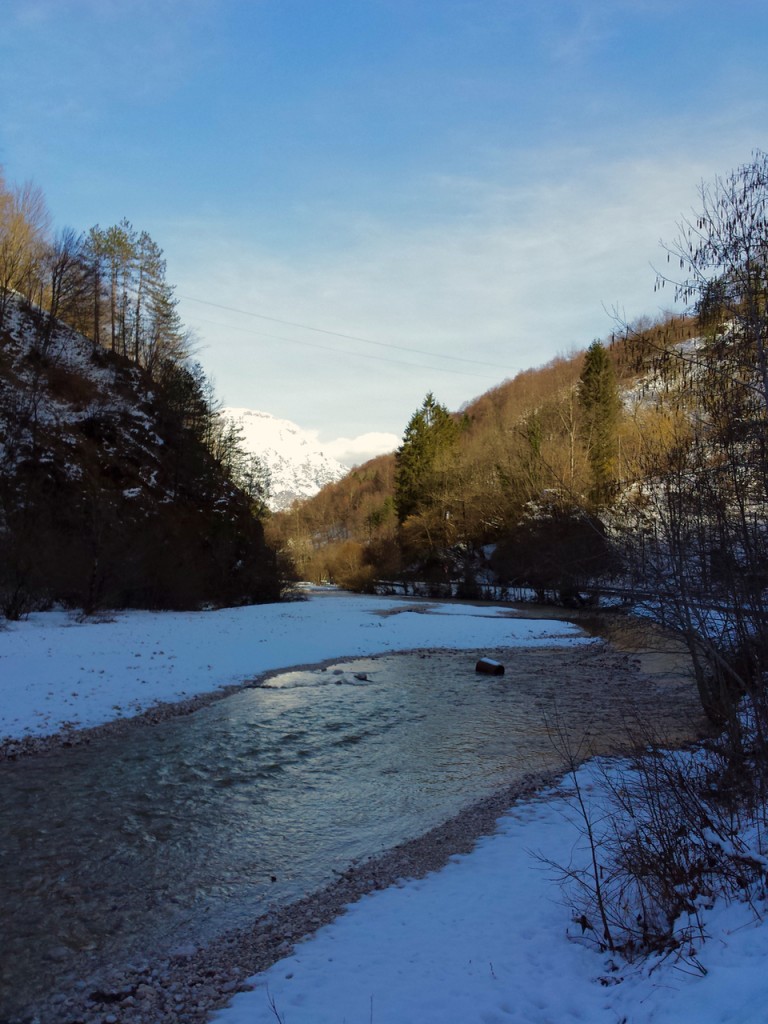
{"left": 475, "top": 658, "right": 505, "bottom": 676}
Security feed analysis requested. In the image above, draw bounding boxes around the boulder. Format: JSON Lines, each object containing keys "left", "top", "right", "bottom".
{"left": 475, "top": 658, "right": 505, "bottom": 676}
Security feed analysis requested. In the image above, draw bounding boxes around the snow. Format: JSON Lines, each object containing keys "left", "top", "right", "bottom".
{"left": 0, "top": 299, "right": 172, "bottom": 501}
{"left": 213, "top": 760, "right": 768, "bottom": 1024}
{"left": 223, "top": 408, "right": 348, "bottom": 510}
{"left": 0, "top": 589, "right": 581, "bottom": 741}
{"left": 3, "top": 589, "right": 767, "bottom": 1022}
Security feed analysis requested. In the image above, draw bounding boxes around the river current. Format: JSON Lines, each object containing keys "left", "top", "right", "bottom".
{"left": 0, "top": 638, "right": 701, "bottom": 1018}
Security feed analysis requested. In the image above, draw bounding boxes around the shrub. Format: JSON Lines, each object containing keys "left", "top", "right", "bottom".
{"left": 547, "top": 721, "right": 768, "bottom": 968}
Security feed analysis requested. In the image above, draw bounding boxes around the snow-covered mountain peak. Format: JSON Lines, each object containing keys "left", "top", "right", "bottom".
{"left": 223, "top": 407, "right": 348, "bottom": 511}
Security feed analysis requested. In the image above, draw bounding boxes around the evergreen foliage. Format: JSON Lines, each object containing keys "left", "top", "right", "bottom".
{"left": 394, "top": 392, "right": 458, "bottom": 524}
{"left": 578, "top": 340, "right": 621, "bottom": 505}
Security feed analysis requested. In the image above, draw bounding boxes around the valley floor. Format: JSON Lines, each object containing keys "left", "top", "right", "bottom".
{"left": 1, "top": 590, "right": 766, "bottom": 1023}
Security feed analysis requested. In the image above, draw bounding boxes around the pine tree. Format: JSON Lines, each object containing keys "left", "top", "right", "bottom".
{"left": 394, "top": 392, "right": 458, "bottom": 524}
{"left": 578, "top": 341, "right": 621, "bottom": 505}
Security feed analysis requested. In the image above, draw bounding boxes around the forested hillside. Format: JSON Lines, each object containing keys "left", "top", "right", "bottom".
{"left": 0, "top": 171, "right": 280, "bottom": 617}
{"left": 267, "top": 314, "right": 698, "bottom": 596}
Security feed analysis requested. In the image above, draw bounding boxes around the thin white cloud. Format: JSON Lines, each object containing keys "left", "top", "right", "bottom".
{"left": 546, "top": 8, "right": 613, "bottom": 65}
{"left": 321, "top": 432, "right": 401, "bottom": 469}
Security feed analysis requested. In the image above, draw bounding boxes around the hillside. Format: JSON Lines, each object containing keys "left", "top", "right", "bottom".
{"left": 0, "top": 296, "right": 280, "bottom": 616}
{"left": 267, "top": 313, "right": 699, "bottom": 595}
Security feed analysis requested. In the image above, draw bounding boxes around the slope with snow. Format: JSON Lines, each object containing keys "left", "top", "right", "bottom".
{"left": 223, "top": 408, "right": 348, "bottom": 511}
{"left": 0, "top": 299, "right": 281, "bottom": 613}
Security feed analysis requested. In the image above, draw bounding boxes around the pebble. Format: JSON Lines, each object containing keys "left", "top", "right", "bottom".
{"left": 45, "top": 946, "right": 71, "bottom": 962}
{"left": 170, "top": 943, "right": 197, "bottom": 958}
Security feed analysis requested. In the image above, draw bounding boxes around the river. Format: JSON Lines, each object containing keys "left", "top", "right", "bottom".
{"left": 0, "top": 622, "right": 703, "bottom": 1020}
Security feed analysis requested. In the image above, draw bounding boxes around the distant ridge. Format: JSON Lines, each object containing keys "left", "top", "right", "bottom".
{"left": 223, "top": 408, "right": 348, "bottom": 511}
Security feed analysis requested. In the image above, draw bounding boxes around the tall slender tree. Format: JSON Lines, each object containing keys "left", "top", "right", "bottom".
{"left": 102, "top": 220, "right": 136, "bottom": 355}
{"left": 578, "top": 340, "right": 621, "bottom": 505}
{"left": 41, "top": 227, "right": 86, "bottom": 350}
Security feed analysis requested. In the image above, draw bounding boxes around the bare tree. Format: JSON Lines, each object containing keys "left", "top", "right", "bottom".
{"left": 41, "top": 227, "right": 87, "bottom": 351}
{"left": 622, "top": 152, "right": 768, "bottom": 746}
{"left": 0, "top": 176, "right": 51, "bottom": 326}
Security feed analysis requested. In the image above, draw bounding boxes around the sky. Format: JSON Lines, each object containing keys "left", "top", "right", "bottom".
{"left": 2, "top": 1, "right": 768, "bottom": 462}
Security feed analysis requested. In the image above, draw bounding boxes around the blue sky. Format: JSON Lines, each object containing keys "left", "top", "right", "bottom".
{"left": 2, "top": 1, "right": 768, "bottom": 463}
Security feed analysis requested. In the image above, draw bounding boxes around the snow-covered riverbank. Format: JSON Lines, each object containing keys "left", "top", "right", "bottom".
{"left": 2, "top": 590, "right": 766, "bottom": 1023}
{"left": 215, "top": 763, "right": 768, "bottom": 1024}
{"left": 0, "top": 589, "right": 581, "bottom": 746}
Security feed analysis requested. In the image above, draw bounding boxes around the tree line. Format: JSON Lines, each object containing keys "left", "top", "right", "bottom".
{"left": 0, "top": 175, "right": 186, "bottom": 369}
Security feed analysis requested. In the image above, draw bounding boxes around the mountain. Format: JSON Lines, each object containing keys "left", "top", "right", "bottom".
{"left": 223, "top": 408, "right": 348, "bottom": 511}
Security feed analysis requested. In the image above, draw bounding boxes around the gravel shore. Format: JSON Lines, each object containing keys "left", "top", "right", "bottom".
{"left": 37, "top": 770, "right": 561, "bottom": 1024}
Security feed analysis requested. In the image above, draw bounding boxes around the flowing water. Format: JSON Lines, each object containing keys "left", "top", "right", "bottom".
{"left": 0, "top": 640, "right": 701, "bottom": 1018}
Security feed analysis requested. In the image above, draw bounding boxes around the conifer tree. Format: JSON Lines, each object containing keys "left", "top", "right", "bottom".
{"left": 394, "top": 392, "right": 458, "bottom": 524}
{"left": 578, "top": 340, "right": 621, "bottom": 505}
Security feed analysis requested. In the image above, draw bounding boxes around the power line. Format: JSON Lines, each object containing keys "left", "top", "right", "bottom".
{"left": 189, "top": 316, "right": 500, "bottom": 380}
{"left": 179, "top": 294, "right": 515, "bottom": 372}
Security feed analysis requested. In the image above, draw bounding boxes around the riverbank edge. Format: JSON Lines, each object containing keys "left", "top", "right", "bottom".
{"left": 0, "top": 598, "right": 619, "bottom": 763}
{"left": 0, "top": 637, "right": 594, "bottom": 763}
{"left": 35, "top": 765, "right": 572, "bottom": 1024}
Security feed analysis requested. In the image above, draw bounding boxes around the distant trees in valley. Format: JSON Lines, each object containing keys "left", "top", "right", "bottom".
{"left": 270, "top": 321, "right": 686, "bottom": 600}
